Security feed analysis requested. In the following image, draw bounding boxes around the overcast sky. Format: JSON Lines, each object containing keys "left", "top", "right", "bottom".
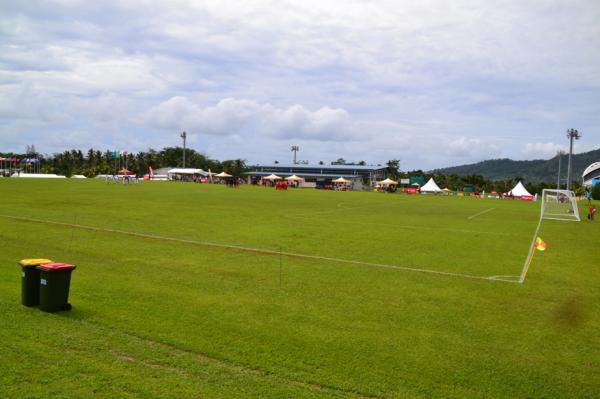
{"left": 1, "top": 0, "right": 599, "bottom": 169}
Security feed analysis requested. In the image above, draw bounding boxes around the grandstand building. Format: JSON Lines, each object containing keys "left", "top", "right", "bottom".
{"left": 582, "top": 162, "right": 600, "bottom": 188}
{"left": 245, "top": 164, "right": 387, "bottom": 189}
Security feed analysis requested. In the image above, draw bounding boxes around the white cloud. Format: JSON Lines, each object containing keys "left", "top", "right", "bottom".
{"left": 142, "top": 97, "right": 357, "bottom": 141}
{"left": 523, "top": 142, "right": 567, "bottom": 159}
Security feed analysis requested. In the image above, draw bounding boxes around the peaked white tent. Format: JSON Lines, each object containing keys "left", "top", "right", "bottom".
{"left": 377, "top": 178, "right": 398, "bottom": 185}
{"left": 420, "top": 178, "right": 443, "bottom": 193}
{"left": 263, "top": 174, "right": 282, "bottom": 180}
{"left": 508, "top": 181, "right": 532, "bottom": 197}
{"left": 333, "top": 177, "right": 351, "bottom": 184}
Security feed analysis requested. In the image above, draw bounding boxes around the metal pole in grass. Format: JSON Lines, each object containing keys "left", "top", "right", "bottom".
{"left": 566, "top": 128, "right": 581, "bottom": 190}
{"left": 556, "top": 150, "right": 563, "bottom": 190}
{"left": 67, "top": 215, "right": 77, "bottom": 256}
{"left": 279, "top": 246, "right": 282, "bottom": 289}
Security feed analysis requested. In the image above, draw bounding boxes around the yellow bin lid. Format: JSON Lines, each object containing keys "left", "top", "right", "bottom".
{"left": 19, "top": 258, "right": 53, "bottom": 267}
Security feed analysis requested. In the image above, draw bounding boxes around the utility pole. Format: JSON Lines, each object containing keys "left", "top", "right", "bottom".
{"left": 556, "top": 150, "right": 563, "bottom": 190}
{"left": 181, "top": 131, "right": 187, "bottom": 168}
{"left": 566, "top": 128, "right": 581, "bottom": 190}
{"left": 291, "top": 145, "right": 299, "bottom": 164}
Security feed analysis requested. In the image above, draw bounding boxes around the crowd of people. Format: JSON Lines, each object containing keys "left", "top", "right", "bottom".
{"left": 104, "top": 174, "right": 140, "bottom": 184}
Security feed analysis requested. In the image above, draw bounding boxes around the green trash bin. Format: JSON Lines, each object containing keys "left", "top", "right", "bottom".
{"left": 19, "top": 258, "right": 53, "bottom": 307}
{"left": 37, "top": 263, "right": 76, "bottom": 312}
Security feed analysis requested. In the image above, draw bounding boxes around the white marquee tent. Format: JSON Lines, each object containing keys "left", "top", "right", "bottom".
{"left": 420, "top": 178, "right": 443, "bottom": 193}
{"left": 263, "top": 174, "right": 282, "bottom": 180}
{"left": 508, "top": 181, "right": 532, "bottom": 197}
{"left": 168, "top": 168, "right": 208, "bottom": 176}
{"left": 333, "top": 177, "right": 351, "bottom": 184}
{"left": 377, "top": 178, "right": 398, "bottom": 186}
{"left": 11, "top": 173, "right": 66, "bottom": 179}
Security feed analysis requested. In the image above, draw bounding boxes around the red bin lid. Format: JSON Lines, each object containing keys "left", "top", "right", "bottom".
{"left": 36, "top": 262, "right": 76, "bottom": 271}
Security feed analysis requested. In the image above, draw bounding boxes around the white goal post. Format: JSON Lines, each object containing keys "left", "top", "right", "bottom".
{"left": 541, "top": 189, "right": 580, "bottom": 222}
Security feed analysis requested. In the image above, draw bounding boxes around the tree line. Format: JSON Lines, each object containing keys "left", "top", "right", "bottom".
{"left": 384, "top": 160, "right": 586, "bottom": 196}
{"left": 1, "top": 147, "right": 247, "bottom": 178}
{"left": 1, "top": 148, "right": 590, "bottom": 196}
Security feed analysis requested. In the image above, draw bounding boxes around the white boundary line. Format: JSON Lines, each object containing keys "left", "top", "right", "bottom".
{"left": 467, "top": 208, "right": 495, "bottom": 220}
{"left": 0, "top": 213, "right": 521, "bottom": 284}
{"left": 518, "top": 213, "right": 543, "bottom": 284}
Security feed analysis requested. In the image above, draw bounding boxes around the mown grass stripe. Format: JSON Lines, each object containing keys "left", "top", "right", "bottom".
{"left": 0, "top": 297, "right": 373, "bottom": 399}
{"left": 0, "top": 213, "right": 519, "bottom": 283}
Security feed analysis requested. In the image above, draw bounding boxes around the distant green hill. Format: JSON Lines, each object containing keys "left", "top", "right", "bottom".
{"left": 431, "top": 148, "right": 600, "bottom": 183}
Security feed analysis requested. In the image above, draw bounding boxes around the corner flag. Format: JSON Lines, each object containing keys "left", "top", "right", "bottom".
{"left": 534, "top": 237, "right": 547, "bottom": 251}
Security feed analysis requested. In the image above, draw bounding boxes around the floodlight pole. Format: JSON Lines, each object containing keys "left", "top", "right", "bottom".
{"left": 565, "top": 128, "right": 581, "bottom": 190}
{"left": 291, "top": 145, "right": 299, "bottom": 164}
{"left": 181, "top": 131, "right": 187, "bottom": 168}
{"left": 556, "top": 150, "right": 562, "bottom": 190}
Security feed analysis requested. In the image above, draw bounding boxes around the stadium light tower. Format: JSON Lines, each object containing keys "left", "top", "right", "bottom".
{"left": 291, "top": 145, "right": 299, "bottom": 164}
{"left": 181, "top": 131, "right": 187, "bottom": 168}
{"left": 565, "top": 128, "right": 581, "bottom": 190}
{"left": 556, "top": 150, "right": 564, "bottom": 190}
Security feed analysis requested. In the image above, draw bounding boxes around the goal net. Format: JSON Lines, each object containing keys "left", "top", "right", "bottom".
{"left": 541, "top": 189, "right": 580, "bottom": 222}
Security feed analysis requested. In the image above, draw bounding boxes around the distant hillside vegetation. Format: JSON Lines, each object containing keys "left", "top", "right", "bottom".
{"left": 431, "top": 148, "right": 600, "bottom": 183}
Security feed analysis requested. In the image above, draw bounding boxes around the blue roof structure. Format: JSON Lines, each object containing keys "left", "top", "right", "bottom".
{"left": 245, "top": 163, "right": 386, "bottom": 180}
{"left": 247, "top": 171, "right": 361, "bottom": 178}
{"left": 252, "top": 164, "right": 385, "bottom": 171}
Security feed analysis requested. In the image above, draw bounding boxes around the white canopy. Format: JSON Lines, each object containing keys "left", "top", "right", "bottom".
{"left": 285, "top": 175, "right": 303, "bottom": 181}
{"left": 11, "top": 173, "right": 66, "bottom": 179}
{"left": 508, "top": 181, "right": 532, "bottom": 197}
{"left": 263, "top": 174, "right": 282, "bottom": 180}
{"left": 420, "top": 178, "right": 443, "bottom": 192}
{"left": 333, "top": 177, "right": 351, "bottom": 184}
{"left": 215, "top": 171, "right": 232, "bottom": 178}
{"left": 378, "top": 178, "right": 398, "bottom": 185}
{"left": 168, "top": 168, "right": 208, "bottom": 176}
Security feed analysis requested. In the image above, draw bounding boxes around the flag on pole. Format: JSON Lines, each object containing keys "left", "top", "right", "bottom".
{"left": 534, "top": 237, "right": 547, "bottom": 251}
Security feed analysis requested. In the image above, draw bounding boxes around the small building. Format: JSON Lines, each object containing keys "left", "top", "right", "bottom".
{"left": 583, "top": 162, "right": 600, "bottom": 188}
{"left": 245, "top": 164, "right": 387, "bottom": 190}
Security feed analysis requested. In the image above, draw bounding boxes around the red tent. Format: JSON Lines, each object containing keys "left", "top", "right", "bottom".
{"left": 118, "top": 168, "right": 134, "bottom": 175}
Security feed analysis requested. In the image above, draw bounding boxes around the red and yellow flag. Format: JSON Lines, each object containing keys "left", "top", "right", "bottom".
{"left": 534, "top": 237, "right": 547, "bottom": 251}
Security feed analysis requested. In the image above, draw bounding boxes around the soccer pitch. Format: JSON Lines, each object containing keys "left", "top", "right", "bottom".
{"left": 1, "top": 179, "right": 598, "bottom": 398}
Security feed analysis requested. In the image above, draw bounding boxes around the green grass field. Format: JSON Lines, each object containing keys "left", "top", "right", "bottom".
{"left": 1, "top": 179, "right": 599, "bottom": 398}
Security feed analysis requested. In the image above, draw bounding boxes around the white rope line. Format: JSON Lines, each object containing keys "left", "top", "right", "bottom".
{"left": 467, "top": 208, "right": 495, "bottom": 220}
{"left": 0, "top": 213, "right": 520, "bottom": 284}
